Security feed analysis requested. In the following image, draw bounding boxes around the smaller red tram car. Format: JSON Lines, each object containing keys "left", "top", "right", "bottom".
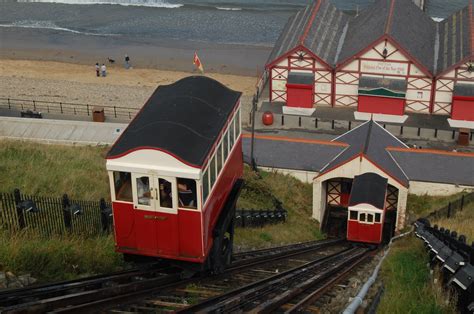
{"left": 106, "top": 76, "right": 243, "bottom": 271}
{"left": 347, "top": 173, "right": 388, "bottom": 244}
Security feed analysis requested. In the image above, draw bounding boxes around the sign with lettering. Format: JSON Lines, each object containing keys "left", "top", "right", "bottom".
{"left": 361, "top": 60, "right": 408, "bottom": 76}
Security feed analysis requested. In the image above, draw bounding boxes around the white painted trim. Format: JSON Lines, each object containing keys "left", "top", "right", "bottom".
{"left": 332, "top": 120, "right": 369, "bottom": 142}
{"left": 282, "top": 106, "right": 316, "bottom": 116}
{"left": 318, "top": 145, "right": 350, "bottom": 174}
{"left": 372, "top": 120, "right": 409, "bottom": 148}
{"left": 354, "top": 112, "right": 408, "bottom": 124}
{"left": 348, "top": 203, "right": 383, "bottom": 212}
{"left": 447, "top": 118, "right": 474, "bottom": 129}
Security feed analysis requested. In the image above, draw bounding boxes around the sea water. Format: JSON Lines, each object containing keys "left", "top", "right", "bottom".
{"left": 0, "top": 0, "right": 469, "bottom": 47}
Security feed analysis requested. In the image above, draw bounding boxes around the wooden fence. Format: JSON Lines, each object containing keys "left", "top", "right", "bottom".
{"left": 425, "top": 192, "right": 474, "bottom": 220}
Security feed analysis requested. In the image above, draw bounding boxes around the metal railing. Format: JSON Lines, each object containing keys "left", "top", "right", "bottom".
{"left": 426, "top": 192, "right": 474, "bottom": 220}
{"left": 0, "top": 189, "right": 112, "bottom": 236}
{"left": 0, "top": 97, "right": 139, "bottom": 120}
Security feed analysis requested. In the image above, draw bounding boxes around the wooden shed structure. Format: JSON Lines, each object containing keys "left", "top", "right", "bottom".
{"left": 265, "top": 0, "right": 474, "bottom": 125}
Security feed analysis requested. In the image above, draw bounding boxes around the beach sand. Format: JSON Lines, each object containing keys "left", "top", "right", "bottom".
{"left": 0, "top": 59, "right": 258, "bottom": 110}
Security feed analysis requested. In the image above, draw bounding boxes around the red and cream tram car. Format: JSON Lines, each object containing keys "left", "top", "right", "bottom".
{"left": 347, "top": 173, "right": 388, "bottom": 244}
{"left": 106, "top": 76, "right": 243, "bottom": 271}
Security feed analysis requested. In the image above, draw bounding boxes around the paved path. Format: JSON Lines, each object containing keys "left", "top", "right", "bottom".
{"left": 0, "top": 117, "right": 127, "bottom": 145}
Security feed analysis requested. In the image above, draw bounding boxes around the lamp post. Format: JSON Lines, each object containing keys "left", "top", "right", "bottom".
{"left": 250, "top": 93, "right": 257, "bottom": 171}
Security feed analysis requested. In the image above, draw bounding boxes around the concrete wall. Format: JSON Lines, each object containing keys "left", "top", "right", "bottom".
{"left": 408, "top": 181, "right": 474, "bottom": 196}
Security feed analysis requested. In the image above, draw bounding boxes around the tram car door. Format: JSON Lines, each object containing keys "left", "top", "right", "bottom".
{"left": 346, "top": 173, "right": 388, "bottom": 244}
{"left": 131, "top": 174, "right": 179, "bottom": 256}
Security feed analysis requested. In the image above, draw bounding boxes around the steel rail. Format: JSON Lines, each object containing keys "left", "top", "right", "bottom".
{"left": 45, "top": 239, "right": 345, "bottom": 313}
{"left": 0, "top": 263, "right": 166, "bottom": 305}
{"left": 1, "top": 273, "right": 182, "bottom": 314}
{"left": 284, "top": 251, "right": 372, "bottom": 313}
{"left": 177, "top": 247, "right": 367, "bottom": 313}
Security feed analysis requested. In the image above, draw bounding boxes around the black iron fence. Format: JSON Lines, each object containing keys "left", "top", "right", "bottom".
{"left": 0, "top": 189, "right": 112, "bottom": 236}
{"left": 425, "top": 192, "right": 474, "bottom": 220}
{"left": 0, "top": 97, "right": 139, "bottom": 120}
{"left": 1, "top": 188, "right": 287, "bottom": 236}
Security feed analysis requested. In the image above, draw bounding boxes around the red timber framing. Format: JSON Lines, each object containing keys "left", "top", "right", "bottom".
{"left": 267, "top": 46, "right": 332, "bottom": 106}
{"left": 385, "top": 185, "right": 398, "bottom": 210}
{"left": 326, "top": 178, "right": 352, "bottom": 207}
{"left": 334, "top": 36, "right": 434, "bottom": 112}
{"left": 433, "top": 61, "right": 474, "bottom": 116}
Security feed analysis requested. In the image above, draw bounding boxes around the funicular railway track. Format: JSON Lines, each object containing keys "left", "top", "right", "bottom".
{"left": 66, "top": 240, "right": 366, "bottom": 313}
{"left": 0, "top": 238, "right": 345, "bottom": 313}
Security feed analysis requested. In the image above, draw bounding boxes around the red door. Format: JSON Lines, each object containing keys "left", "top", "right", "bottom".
{"left": 358, "top": 95, "right": 405, "bottom": 115}
{"left": 154, "top": 176, "right": 179, "bottom": 256}
{"left": 286, "top": 84, "right": 313, "bottom": 108}
{"left": 132, "top": 174, "right": 158, "bottom": 255}
{"left": 451, "top": 97, "right": 474, "bottom": 121}
{"left": 131, "top": 174, "right": 179, "bottom": 257}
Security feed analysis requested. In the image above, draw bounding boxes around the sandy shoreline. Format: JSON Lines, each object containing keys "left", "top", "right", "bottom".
{"left": 0, "top": 59, "right": 257, "bottom": 111}
{"left": 0, "top": 28, "right": 272, "bottom": 77}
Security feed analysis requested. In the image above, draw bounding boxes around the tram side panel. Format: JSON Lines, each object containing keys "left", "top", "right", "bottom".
{"left": 202, "top": 137, "right": 243, "bottom": 257}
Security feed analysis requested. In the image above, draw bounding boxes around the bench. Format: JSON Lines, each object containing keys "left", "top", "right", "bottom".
{"left": 20, "top": 110, "right": 43, "bottom": 119}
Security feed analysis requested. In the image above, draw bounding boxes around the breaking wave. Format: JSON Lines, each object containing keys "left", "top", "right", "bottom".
{"left": 0, "top": 20, "right": 117, "bottom": 36}
{"left": 16, "top": 0, "right": 183, "bottom": 8}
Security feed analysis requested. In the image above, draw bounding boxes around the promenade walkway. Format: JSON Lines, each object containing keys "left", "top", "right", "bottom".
{"left": 0, "top": 117, "right": 126, "bottom": 145}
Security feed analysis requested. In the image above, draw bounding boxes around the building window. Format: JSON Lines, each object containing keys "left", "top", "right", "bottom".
{"left": 202, "top": 170, "right": 209, "bottom": 204}
{"left": 136, "top": 176, "right": 151, "bottom": 206}
{"left": 216, "top": 142, "right": 223, "bottom": 175}
{"left": 177, "top": 178, "right": 197, "bottom": 209}
{"left": 359, "top": 213, "right": 366, "bottom": 222}
{"left": 113, "top": 171, "right": 132, "bottom": 202}
{"left": 375, "top": 213, "right": 381, "bottom": 223}
{"left": 349, "top": 210, "right": 358, "bottom": 220}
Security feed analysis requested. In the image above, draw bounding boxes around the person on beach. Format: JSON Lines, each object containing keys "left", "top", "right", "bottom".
{"left": 95, "top": 63, "right": 100, "bottom": 77}
{"left": 101, "top": 64, "right": 107, "bottom": 77}
{"left": 124, "top": 54, "right": 131, "bottom": 69}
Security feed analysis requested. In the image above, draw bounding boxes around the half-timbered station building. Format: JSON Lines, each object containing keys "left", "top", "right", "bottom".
{"left": 264, "top": 0, "right": 474, "bottom": 126}
{"left": 243, "top": 121, "right": 474, "bottom": 238}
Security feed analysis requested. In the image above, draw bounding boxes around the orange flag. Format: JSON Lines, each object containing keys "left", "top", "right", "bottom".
{"left": 193, "top": 51, "right": 204, "bottom": 73}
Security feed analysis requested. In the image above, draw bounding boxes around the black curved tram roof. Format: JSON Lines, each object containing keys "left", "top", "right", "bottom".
{"left": 107, "top": 76, "right": 242, "bottom": 167}
{"left": 349, "top": 172, "right": 388, "bottom": 210}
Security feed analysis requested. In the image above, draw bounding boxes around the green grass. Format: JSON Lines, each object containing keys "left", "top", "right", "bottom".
{"left": 234, "top": 166, "right": 323, "bottom": 250}
{"left": 407, "top": 192, "right": 468, "bottom": 219}
{"left": 378, "top": 235, "right": 456, "bottom": 314}
{"left": 0, "top": 230, "right": 125, "bottom": 283}
{"left": 432, "top": 200, "right": 474, "bottom": 245}
{"left": 0, "top": 141, "right": 320, "bottom": 281}
{"left": 0, "top": 140, "right": 109, "bottom": 200}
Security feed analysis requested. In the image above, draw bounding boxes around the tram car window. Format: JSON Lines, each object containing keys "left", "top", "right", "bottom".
{"left": 223, "top": 130, "right": 229, "bottom": 160}
{"left": 113, "top": 171, "right": 132, "bottom": 202}
{"left": 347, "top": 173, "right": 388, "bottom": 244}
{"left": 105, "top": 76, "right": 243, "bottom": 272}
{"left": 216, "top": 142, "right": 223, "bottom": 174}
{"left": 177, "top": 178, "right": 197, "bottom": 209}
